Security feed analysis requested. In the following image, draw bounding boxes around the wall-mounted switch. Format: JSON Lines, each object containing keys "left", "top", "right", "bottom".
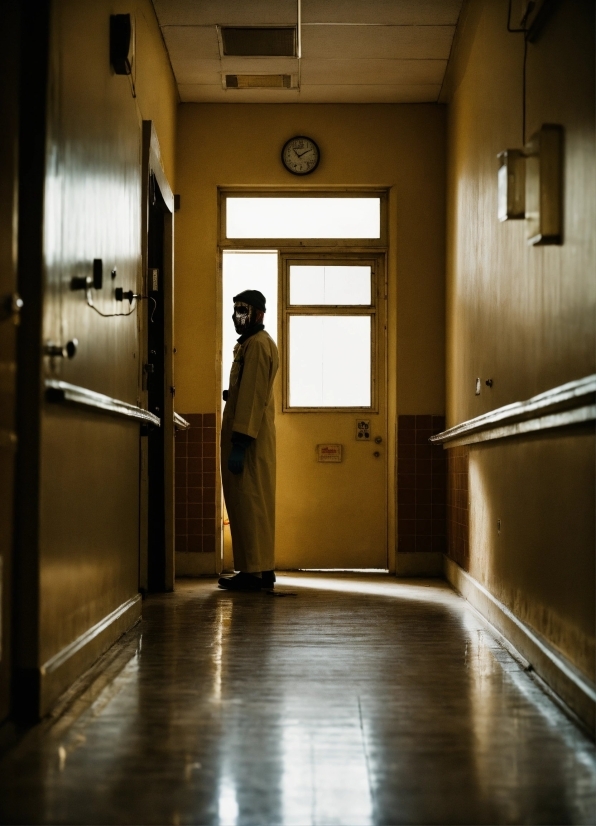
{"left": 525, "top": 124, "right": 563, "bottom": 245}
{"left": 93, "top": 259, "right": 103, "bottom": 290}
{"left": 475, "top": 378, "right": 481, "bottom": 396}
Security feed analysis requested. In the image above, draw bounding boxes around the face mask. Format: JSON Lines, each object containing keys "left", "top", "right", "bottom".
{"left": 233, "top": 301, "right": 256, "bottom": 333}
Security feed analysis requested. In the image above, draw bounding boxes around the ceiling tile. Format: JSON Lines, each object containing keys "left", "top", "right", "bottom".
{"left": 178, "top": 85, "right": 301, "bottom": 103}
{"left": 301, "top": 58, "right": 446, "bottom": 86}
{"left": 178, "top": 84, "right": 441, "bottom": 104}
{"left": 153, "top": 0, "right": 298, "bottom": 27}
{"left": 302, "top": 0, "right": 462, "bottom": 25}
{"left": 297, "top": 84, "right": 441, "bottom": 103}
{"left": 172, "top": 60, "right": 221, "bottom": 87}
{"left": 162, "top": 26, "right": 221, "bottom": 62}
{"left": 302, "top": 25, "right": 455, "bottom": 59}
{"left": 154, "top": 0, "right": 460, "bottom": 104}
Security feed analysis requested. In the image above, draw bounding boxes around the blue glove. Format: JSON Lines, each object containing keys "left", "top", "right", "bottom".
{"left": 228, "top": 443, "right": 246, "bottom": 475}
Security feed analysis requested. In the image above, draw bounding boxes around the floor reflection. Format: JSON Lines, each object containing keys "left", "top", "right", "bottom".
{"left": 0, "top": 575, "right": 593, "bottom": 826}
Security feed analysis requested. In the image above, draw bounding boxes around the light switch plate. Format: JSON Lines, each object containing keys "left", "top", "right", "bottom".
{"left": 356, "top": 419, "right": 371, "bottom": 441}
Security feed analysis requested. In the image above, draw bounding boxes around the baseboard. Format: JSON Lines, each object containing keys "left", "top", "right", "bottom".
{"left": 443, "top": 555, "right": 596, "bottom": 737}
{"left": 176, "top": 551, "right": 219, "bottom": 577}
{"left": 395, "top": 551, "right": 443, "bottom": 577}
{"left": 37, "top": 594, "right": 142, "bottom": 717}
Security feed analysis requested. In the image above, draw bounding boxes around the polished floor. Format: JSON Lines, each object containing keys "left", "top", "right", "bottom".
{"left": 0, "top": 574, "right": 594, "bottom": 825}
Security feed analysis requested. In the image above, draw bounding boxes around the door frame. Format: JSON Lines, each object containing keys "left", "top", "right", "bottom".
{"left": 0, "top": 0, "right": 21, "bottom": 722}
{"left": 139, "top": 121, "right": 175, "bottom": 591}
{"left": 216, "top": 187, "right": 394, "bottom": 571}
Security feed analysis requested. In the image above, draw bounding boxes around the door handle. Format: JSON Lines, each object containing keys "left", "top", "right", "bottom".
{"left": 44, "top": 339, "right": 78, "bottom": 359}
{"left": 0, "top": 293, "right": 23, "bottom": 324}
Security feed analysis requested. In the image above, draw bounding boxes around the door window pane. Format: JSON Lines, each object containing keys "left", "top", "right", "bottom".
{"left": 289, "top": 266, "right": 371, "bottom": 305}
{"left": 289, "top": 316, "right": 371, "bottom": 407}
{"left": 226, "top": 197, "right": 380, "bottom": 239}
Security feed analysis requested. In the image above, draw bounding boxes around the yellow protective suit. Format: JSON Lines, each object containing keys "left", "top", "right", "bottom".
{"left": 221, "top": 329, "right": 279, "bottom": 573}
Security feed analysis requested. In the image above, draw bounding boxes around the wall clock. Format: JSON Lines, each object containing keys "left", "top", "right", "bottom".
{"left": 281, "top": 136, "right": 320, "bottom": 175}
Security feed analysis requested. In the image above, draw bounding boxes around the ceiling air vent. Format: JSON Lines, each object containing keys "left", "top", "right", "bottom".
{"left": 220, "top": 27, "right": 296, "bottom": 57}
{"left": 225, "top": 74, "right": 294, "bottom": 90}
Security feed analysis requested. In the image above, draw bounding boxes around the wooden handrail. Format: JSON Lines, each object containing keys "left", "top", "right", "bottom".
{"left": 174, "top": 412, "right": 190, "bottom": 430}
{"left": 45, "top": 380, "right": 161, "bottom": 427}
{"left": 430, "top": 374, "right": 596, "bottom": 448}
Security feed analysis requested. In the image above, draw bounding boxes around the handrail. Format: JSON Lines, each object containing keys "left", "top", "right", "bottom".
{"left": 174, "top": 412, "right": 190, "bottom": 430}
{"left": 431, "top": 374, "right": 596, "bottom": 447}
{"left": 45, "top": 380, "right": 161, "bottom": 427}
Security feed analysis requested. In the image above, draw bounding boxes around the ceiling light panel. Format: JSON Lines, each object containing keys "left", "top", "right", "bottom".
{"left": 220, "top": 27, "right": 296, "bottom": 57}
{"left": 225, "top": 74, "right": 295, "bottom": 89}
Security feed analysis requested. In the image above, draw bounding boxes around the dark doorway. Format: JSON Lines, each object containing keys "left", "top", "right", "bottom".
{"left": 146, "top": 173, "right": 168, "bottom": 591}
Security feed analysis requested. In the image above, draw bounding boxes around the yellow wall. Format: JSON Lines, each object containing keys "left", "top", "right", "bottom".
{"left": 175, "top": 104, "right": 447, "bottom": 574}
{"left": 17, "top": 0, "right": 178, "bottom": 714}
{"left": 174, "top": 103, "right": 446, "bottom": 420}
{"left": 444, "top": 0, "right": 595, "bottom": 676}
{"left": 133, "top": 0, "right": 178, "bottom": 187}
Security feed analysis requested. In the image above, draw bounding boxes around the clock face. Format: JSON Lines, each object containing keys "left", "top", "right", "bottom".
{"left": 281, "top": 136, "right": 320, "bottom": 175}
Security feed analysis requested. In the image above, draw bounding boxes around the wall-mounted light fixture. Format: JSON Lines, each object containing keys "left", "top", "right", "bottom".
{"left": 497, "top": 123, "right": 563, "bottom": 245}
{"left": 498, "top": 149, "right": 526, "bottom": 221}
{"left": 110, "top": 14, "right": 134, "bottom": 75}
{"left": 524, "top": 123, "right": 563, "bottom": 245}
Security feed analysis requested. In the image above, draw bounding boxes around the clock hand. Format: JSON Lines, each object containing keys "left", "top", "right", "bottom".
{"left": 295, "top": 149, "right": 312, "bottom": 158}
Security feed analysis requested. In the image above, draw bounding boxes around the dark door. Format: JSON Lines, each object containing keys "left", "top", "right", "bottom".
{"left": 147, "top": 175, "right": 168, "bottom": 591}
{"left": 0, "top": 0, "right": 20, "bottom": 722}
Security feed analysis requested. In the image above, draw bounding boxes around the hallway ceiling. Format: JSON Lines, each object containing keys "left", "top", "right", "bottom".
{"left": 151, "top": 0, "right": 463, "bottom": 103}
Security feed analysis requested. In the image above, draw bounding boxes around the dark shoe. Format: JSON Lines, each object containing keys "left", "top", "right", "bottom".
{"left": 218, "top": 572, "right": 262, "bottom": 591}
{"left": 261, "top": 570, "right": 276, "bottom": 589}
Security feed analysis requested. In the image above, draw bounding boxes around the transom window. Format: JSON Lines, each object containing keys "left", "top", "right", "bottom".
{"left": 220, "top": 191, "right": 387, "bottom": 246}
{"left": 226, "top": 197, "right": 380, "bottom": 239}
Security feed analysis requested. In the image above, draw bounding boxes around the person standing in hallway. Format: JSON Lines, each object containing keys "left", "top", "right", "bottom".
{"left": 219, "top": 290, "right": 279, "bottom": 591}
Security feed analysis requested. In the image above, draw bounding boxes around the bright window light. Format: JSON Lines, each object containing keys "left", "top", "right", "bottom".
{"left": 222, "top": 251, "right": 277, "bottom": 392}
{"left": 289, "top": 316, "right": 371, "bottom": 407}
{"left": 290, "top": 265, "right": 371, "bottom": 305}
{"left": 226, "top": 198, "right": 380, "bottom": 239}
